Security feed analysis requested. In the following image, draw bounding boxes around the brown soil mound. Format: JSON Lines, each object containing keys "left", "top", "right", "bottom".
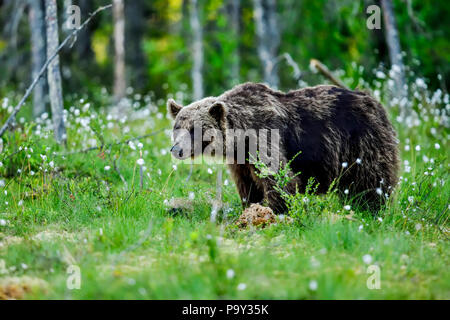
{"left": 237, "top": 204, "right": 276, "bottom": 228}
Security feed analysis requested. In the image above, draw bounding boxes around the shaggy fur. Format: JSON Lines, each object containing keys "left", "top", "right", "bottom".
{"left": 168, "top": 82, "right": 399, "bottom": 213}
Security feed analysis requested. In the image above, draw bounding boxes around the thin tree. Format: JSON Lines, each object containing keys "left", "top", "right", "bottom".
{"left": 125, "top": 0, "right": 147, "bottom": 90}
{"left": 75, "top": 0, "right": 94, "bottom": 62}
{"left": 252, "top": 0, "right": 280, "bottom": 89}
{"left": 45, "top": 0, "right": 66, "bottom": 144}
{"left": 227, "top": 0, "right": 240, "bottom": 85}
{"left": 113, "top": 0, "right": 126, "bottom": 102}
{"left": 189, "top": 0, "right": 204, "bottom": 100}
{"left": 381, "top": 0, "right": 408, "bottom": 114}
{"left": 28, "top": 0, "right": 47, "bottom": 117}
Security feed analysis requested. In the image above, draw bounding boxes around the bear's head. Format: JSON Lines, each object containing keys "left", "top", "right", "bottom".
{"left": 167, "top": 97, "right": 227, "bottom": 160}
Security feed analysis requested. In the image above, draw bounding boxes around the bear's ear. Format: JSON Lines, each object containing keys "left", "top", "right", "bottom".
{"left": 167, "top": 99, "right": 183, "bottom": 119}
{"left": 208, "top": 101, "right": 226, "bottom": 126}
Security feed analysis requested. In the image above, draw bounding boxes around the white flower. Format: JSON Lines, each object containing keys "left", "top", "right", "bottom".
{"left": 172, "top": 164, "right": 177, "bottom": 171}
{"left": 224, "top": 179, "right": 229, "bottom": 186}
{"left": 104, "top": 166, "right": 111, "bottom": 171}
{"left": 0, "top": 180, "right": 5, "bottom": 188}
{"left": 408, "top": 196, "right": 414, "bottom": 203}
{"left": 308, "top": 280, "right": 318, "bottom": 291}
{"left": 344, "top": 189, "right": 349, "bottom": 195}
{"left": 128, "top": 141, "right": 136, "bottom": 150}
{"left": 237, "top": 283, "right": 247, "bottom": 291}
{"left": 362, "top": 254, "right": 373, "bottom": 265}
{"left": 0, "top": 219, "right": 6, "bottom": 226}
{"left": 0, "top": 162, "right": 3, "bottom": 167}
{"left": 415, "top": 78, "right": 426, "bottom": 88}
{"left": 404, "top": 145, "right": 410, "bottom": 151}
{"left": 188, "top": 192, "right": 195, "bottom": 200}
{"left": 376, "top": 71, "right": 386, "bottom": 79}
{"left": 434, "top": 143, "right": 440, "bottom": 150}
{"left": 415, "top": 145, "right": 421, "bottom": 151}
{"left": 137, "top": 142, "right": 144, "bottom": 149}
{"left": 376, "top": 188, "right": 382, "bottom": 195}
{"left": 356, "top": 158, "right": 362, "bottom": 165}
{"left": 21, "top": 263, "right": 28, "bottom": 270}
{"left": 207, "top": 168, "right": 213, "bottom": 174}
{"left": 415, "top": 223, "right": 422, "bottom": 231}
{"left": 137, "top": 158, "right": 145, "bottom": 166}
{"left": 342, "top": 162, "right": 348, "bottom": 168}
{"left": 344, "top": 205, "right": 351, "bottom": 211}
{"left": 226, "top": 269, "right": 235, "bottom": 279}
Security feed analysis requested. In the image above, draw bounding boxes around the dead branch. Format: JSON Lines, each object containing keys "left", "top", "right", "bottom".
{"left": 310, "top": 59, "right": 349, "bottom": 90}
{"left": 0, "top": 4, "right": 113, "bottom": 138}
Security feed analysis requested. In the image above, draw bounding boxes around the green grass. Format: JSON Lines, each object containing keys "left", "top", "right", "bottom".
{"left": 0, "top": 84, "right": 449, "bottom": 299}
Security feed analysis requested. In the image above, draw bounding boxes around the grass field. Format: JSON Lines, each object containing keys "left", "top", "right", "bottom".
{"left": 0, "top": 81, "right": 449, "bottom": 299}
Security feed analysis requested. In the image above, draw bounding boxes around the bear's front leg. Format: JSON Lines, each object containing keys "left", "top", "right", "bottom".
{"left": 228, "top": 164, "right": 264, "bottom": 207}
{"left": 259, "top": 174, "right": 303, "bottom": 214}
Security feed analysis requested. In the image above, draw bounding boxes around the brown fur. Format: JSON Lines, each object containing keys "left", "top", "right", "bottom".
{"left": 168, "top": 82, "right": 399, "bottom": 213}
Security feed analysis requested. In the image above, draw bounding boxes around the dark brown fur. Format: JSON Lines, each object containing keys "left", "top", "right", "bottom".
{"left": 169, "top": 82, "right": 399, "bottom": 213}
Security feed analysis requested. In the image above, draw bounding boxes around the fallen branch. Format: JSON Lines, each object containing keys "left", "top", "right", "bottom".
{"left": 310, "top": 59, "right": 349, "bottom": 90}
{"left": 0, "top": 4, "right": 113, "bottom": 138}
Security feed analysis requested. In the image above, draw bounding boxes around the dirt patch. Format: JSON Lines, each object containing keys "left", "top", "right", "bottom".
{"left": 165, "top": 198, "right": 194, "bottom": 215}
{"left": 0, "top": 276, "right": 48, "bottom": 300}
{"left": 32, "top": 230, "right": 76, "bottom": 242}
{"left": 0, "top": 234, "right": 23, "bottom": 249}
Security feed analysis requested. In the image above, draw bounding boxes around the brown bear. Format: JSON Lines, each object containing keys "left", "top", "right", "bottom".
{"left": 167, "top": 82, "right": 399, "bottom": 213}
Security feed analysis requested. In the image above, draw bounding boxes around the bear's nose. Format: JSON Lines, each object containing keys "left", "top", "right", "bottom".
{"left": 170, "top": 145, "right": 183, "bottom": 158}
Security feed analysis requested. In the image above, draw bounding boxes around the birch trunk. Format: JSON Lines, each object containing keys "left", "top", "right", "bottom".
{"left": 381, "top": 0, "right": 408, "bottom": 114}
{"left": 252, "top": 0, "right": 280, "bottom": 89}
{"left": 28, "top": 0, "right": 47, "bottom": 117}
{"left": 45, "top": 0, "right": 66, "bottom": 144}
{"left": 189, "top": 0, "right": 204, "bottom": 100}
{"left": 113, "top": 0, "right": 126, "bottom": 102}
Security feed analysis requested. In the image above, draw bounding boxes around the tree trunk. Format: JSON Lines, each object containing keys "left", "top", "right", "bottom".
{"left": 45, "top": 0, "right": 66, "bottom": 144}
{"left": 227, "top": 0, "right": 240, "bottom": 85}
{"left": 381, "top": 0, "right": 408, "bottom": 114}
{"left": 113, "top": 0, "right": 126, "bottom": 102}
{"left": 61, "top": 0, "right": 72, "bottom": 36}
{"left": 75, "top": 0, "right": 94, "bottom": 62}
{"left": 252, "top": 0, "right": 280, "bottom": 89}
{"left": 28, "top": 0, "right": 48, "bottom": 117}
{"left": 125, "top": 0, "right": 147, "bottom": 90}
{"left": 189, "top": 0, "right": 204, "bottom": 100}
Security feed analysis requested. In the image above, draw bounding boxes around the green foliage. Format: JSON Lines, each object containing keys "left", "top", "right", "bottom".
{"left": 0, "top": 0, "right": 448, "bottom": 300}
